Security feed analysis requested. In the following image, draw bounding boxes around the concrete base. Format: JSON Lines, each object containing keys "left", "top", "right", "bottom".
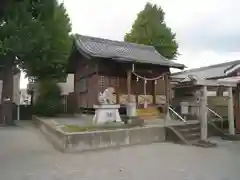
{"left": 34, "top": 117, "right": 166, "bottom": 153}
{"left": 93, "top": 104, "right": 121, "bottom": 124}
{"left": 126, "top": 102, "right": 137, "bottom": 117}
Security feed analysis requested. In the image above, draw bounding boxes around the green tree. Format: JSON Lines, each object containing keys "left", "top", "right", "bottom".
{"left": 125, "top": 2, "right": 178, "bottom": 59}
{"left": 0, "top": 0, "right": 72, "bottom": 125}
{"left": 34, "top": 80, "right": 62, "bottom": 117}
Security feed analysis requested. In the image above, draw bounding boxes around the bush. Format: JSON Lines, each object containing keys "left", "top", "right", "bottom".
{"left": 34, "top": 80, "right": 63, "bottom": 117}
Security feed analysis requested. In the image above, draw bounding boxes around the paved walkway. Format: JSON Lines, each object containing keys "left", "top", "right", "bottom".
{"left": 0, "top": 122, "right": 240, "bottom": 180}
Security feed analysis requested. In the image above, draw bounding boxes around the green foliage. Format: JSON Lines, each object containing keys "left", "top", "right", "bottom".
{"left": 124, "top": 2, "right": 178, "bottom": 59}
{"left": 0, "top": 0, "right": 72, "bottom": 80}
{"left": 34, "top": 80, "right": 62, "bottom": 116}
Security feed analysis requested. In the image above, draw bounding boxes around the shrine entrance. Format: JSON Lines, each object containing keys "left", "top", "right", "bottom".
{"left": 124, "top": 64, "right": 170, "bottom": 119}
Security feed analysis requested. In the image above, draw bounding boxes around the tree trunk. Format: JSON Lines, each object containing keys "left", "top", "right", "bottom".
{"left": 0, "top": 62, "right": 14, "bottom": 125}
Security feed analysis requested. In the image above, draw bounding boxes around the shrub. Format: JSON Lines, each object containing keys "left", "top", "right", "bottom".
{"left": 34, "top": 80, "right": 63, "bottom": 116}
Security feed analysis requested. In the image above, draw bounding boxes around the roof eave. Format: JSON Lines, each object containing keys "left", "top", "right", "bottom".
{"left": 116, "top": 57, "right": 185, "bottom": 68}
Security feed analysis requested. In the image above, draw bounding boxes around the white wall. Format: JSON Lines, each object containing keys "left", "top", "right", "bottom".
{"left": 0, "top": 73, "right": 21, "bottom": 104}
{"left": 58, "top": 74, "right": 74, "bottom": 95}
{"left": 207, "top": 91, "right": 229, "bottom": 97}
{"left": 20, "top": 89, "right": 31, "bottom": 105}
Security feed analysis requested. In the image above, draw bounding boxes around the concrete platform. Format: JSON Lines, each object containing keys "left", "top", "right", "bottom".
{"left": 39, "top": 114, "right": 198, "bottom": 128}
{"left": 34, "top": 116, "right": 168, "bottom": 153}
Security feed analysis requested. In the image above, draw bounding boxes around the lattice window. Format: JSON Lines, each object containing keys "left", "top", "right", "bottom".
{"left": 99, "top": 76, "right": 105, "bottom": 89}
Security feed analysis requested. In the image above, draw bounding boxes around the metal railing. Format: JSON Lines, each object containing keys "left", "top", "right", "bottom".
{"left": 207, "top": 106, "right": 224, "bottom": 128}
{"left": 207, "top": 107, "right": 224, "bottom": 120}
{"left": 169, "top": 106, "right": 187, "bottom": 123}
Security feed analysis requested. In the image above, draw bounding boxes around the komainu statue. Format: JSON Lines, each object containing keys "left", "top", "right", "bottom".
{"left": 98, "top": 87, "right": 116, "bottom": 104}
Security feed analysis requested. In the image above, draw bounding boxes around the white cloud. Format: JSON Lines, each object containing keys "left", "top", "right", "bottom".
{"left": 63, "top": 0, "right": 240, "bottom": 60}
{"left": 20, "top": 0, "right": 240, "bottom": 88}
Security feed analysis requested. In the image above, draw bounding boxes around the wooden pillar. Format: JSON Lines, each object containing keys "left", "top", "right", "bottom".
{"left": 152, "top": 80, "right": 156, "bottom": 105}
{"left": 135, "top": 79, "right": 139, "bottom": 108}
{"left": 95, "top": 74, "right": 100, "bottom": 105}
{"left": 236, "top": 85, "right": 240, "bottom": 131}
{"left": 127, "top": 70, "right": 132, "bottom": 102}
{"left": 163, "top": 75, "right": 167, "bottom": 111}
{"left": 164, "top": 74, "right": 170, "bottom": 119}
{"left": 164, "top": 75, "right": 170, "bottom": 108}
{"left": 216, "top": 87, "right": 224, "bottom": 96}
{"left": 116, "top": 76, "right": 120, "bottom": 104}
{"left": 143, "top": 80, "right": 147, "bottom": 108}
{"left": 200, "top": 85, "right": 208, "bottom": 141}
{"left": 228, "top": 87, "right": 235, "bottom": 135}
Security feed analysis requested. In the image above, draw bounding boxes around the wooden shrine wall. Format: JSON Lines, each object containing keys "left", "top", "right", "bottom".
{"left": 74, "top": 57, "right": 170, "bottom": 109}
{"left": 74, "top": 56, "right": 99, "bottom": 109}
{"left": 97, "top": 72, "right": 168, "bottom": 107}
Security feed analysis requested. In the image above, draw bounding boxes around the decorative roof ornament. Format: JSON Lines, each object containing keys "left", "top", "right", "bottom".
{"left": 225, "top": 63, "right": 240, "bottom": 76}
{"left": 180, "top": 75, "right": 201, "bottom": 83}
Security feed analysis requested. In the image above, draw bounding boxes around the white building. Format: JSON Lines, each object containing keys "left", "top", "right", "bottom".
{"left": 58, "top": 74, "right": 74, "bottom": 95}
{"left": 30, "top": 74, "right": 74, "bottom": 104}
{"left": 0, "top": 73, "right": 21, "bottom": 105}
{"left": 20, "top": 89, "right": 31, "bottom": 105}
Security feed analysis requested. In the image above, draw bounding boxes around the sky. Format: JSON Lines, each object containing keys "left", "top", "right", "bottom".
{"left": 20, "top": 0, "right": 240, "bottom": 88}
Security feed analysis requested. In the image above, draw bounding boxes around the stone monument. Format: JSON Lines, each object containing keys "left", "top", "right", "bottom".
{"left": 93, "top": 87, "right": 122, "bottom": 124}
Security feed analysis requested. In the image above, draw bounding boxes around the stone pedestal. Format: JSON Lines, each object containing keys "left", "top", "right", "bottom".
{"left": 93, "top": 104, "right": 121, "bottom": 124}
{"left": 126, "top": 102, "right": 136, "bottom": 117}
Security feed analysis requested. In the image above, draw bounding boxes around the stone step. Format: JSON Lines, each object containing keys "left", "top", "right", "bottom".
{"left": 139, "top": 115, "right": 163, "bottom": 120}
{"left": 177, "top": 123, "right": 200, "bottom": 130}
{"left": 184, "top": 132, "right": 201, "bottom": 140}
{"left": 178, "top": 126, "right": 201, "bottom": 133}
{"left": 136, "top": 107, "right": 164, "bottom": 120}
{"left": 168, "top": 122, "right": 219, "bottom": 148}
{"left": 172, "top": 123, "right": 201, "bottom": 143}
{"left": 138, "top": 112, "right": 160, "bottom": 116}
{"left": 136, "top": 108, "right": 160, "bottom": 114}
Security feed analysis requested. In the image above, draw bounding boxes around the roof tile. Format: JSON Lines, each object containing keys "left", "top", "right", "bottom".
{"left": 74, "top": 34, "right": 184, "bottom": 69}
{"left": 172, "top": 60, "right": 240, "bottom": 79}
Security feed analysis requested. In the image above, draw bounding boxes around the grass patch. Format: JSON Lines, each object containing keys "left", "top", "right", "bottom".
{"left": 62, "top": 122, "right": 142, "bottom": 133}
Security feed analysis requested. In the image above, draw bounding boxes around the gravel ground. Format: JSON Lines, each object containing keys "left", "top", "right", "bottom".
{"left": 0, "top": 123, "right": 240, "bottom": 180}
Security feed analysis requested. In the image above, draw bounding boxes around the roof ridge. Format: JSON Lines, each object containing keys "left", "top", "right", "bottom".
{"left": 75, "top": 34, "right": 155, "bottom": 50}
{"left": 172, "top": 60, "right": 240, "bottom": 75}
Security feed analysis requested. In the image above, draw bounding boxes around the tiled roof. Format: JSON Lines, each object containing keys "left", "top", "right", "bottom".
{"left": 224, "top": 63, "right": 240, "bottom": 76}
{"left": 171, "top": 60, "right": 240, "bottom": 79}
{"left": 74, "top": 34, "right": 185, "bottom": 69}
